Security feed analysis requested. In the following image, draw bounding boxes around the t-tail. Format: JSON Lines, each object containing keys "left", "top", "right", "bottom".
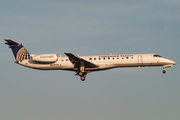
{"left": 4, "top": 39, "right": 32, "bottom": 62}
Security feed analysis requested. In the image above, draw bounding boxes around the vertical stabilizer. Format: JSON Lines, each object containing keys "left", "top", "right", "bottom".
{"left": 4, "top": 39, "right": 32, "bottom": 62}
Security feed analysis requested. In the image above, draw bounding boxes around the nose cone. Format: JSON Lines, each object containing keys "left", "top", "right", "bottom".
{"left": 165, "top": 59, "right": 176, "bottom": 65}
{"left": 172, "top": 61, "right": 177, "bottom": 65}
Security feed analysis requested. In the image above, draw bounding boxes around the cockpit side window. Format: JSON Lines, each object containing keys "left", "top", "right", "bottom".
{"left": 157, "top": 54, "right": 162, "bottom": 57}
{"left": 153, "top": 55, "right": 157, "bottom": 57}
{"left": 153, "top": 54, "right": 162, "bottom": 57}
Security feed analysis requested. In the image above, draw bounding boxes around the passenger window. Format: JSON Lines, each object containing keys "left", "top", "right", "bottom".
{"left": 66, "top": 59, "right": 68, "bottom": 61}
{"left": 94, "top": 58, "right": 96, "bottom": 60}
{"left": 61, "top": 59, "right": 64, "bottom": 61}
{"left": 127, "top": 57, "right": 129, "bottom": 59}
{"left": 99, "top": 58, "right": 101, "bottom": 60}
{"left": 112, "top": 58, "right": 114, "bottom": 60}
{"left": 108, "top": 57, "right": 110, "bottom": 60}
{"left": 89, "top": 58, "right": 92, "bottom": 60}
{"left": 104, "top": 58, "right": 106, "bottom": 60}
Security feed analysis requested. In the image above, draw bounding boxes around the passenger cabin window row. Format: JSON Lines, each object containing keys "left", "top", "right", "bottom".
{"left": 90, "top": 57, "right": 133, "bottom": 60}
{"left": 61, "top": 59, "right": 69, "bottom": 61}
{"left": 60, "top": 56, "right": 134, "bottom": 62}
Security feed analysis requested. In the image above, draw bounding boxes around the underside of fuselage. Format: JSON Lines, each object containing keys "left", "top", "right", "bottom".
{"left": 18, "top": 59, "right": 173, "bottom": 71}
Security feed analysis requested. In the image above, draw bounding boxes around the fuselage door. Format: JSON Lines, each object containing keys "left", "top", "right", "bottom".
{"left": 138, "top": 55, "right": 143, "bottom": 64}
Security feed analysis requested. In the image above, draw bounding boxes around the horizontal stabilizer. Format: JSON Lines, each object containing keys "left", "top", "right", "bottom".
{"left": 4, "top": 39, "right": 19, "bottom": 45}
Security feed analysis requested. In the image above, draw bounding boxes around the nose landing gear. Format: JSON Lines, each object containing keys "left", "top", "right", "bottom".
{"left": 163, "top": 65, "right": 166, "bottom": 74}
{"left": 162, "top": 64, "right": 174, "bottom": 74}
{"left": 162, "top": 70, "right": 166, "bottom": 74}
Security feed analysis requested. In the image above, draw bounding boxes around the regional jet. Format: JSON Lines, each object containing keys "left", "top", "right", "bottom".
{"left": 4, "top": 39, "right": 176, "bottom": 81}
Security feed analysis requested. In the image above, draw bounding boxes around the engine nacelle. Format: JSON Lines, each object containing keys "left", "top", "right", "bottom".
{"left": 32, "top": 54, "right": 58, "bottom": 63}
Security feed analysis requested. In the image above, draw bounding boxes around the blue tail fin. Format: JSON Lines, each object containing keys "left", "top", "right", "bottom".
{"left": 4, "top": 39, "right": 32, "bottom": 61}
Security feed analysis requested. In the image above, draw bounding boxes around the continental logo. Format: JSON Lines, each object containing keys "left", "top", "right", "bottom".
{"left": 16, "top": 47, "right": 32, "bottom": 61}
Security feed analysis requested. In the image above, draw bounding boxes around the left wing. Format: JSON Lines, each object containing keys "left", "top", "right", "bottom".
{"left": 64, "top": 53, "right": 99, "bottom": 68}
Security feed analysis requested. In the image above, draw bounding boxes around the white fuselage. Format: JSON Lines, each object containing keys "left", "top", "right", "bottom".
{"left": 18, "top": 53, "right": 176, "bottom": 72}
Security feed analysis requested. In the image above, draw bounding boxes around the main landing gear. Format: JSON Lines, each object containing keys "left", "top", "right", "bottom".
{"left": 81, "top": 75, "right": 86, "bottom": 81}
{"left": 76, "top": 71, "right": 87, "bottom": 81}
{"left": 80, "top": 73, "right": 87, "bottom": 81}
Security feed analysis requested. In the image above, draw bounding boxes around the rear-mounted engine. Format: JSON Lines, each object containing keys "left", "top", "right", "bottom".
{"left": 32, "top": 54, "right": 58, "bottom": 63}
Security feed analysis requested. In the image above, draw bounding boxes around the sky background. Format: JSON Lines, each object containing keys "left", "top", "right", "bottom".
{"left": 0, "top": 0, "right": 180, "bottom": 120}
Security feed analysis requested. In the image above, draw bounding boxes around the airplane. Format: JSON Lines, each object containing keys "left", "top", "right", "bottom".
{"left": 4, "top": 39, "right": 176, "bottom": 81}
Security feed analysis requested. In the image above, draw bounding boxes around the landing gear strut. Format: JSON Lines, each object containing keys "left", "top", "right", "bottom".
{"left": 163, "top": 66, "right": 166, "bottom": 74}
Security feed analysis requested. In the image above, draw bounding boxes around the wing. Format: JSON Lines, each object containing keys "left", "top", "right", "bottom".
{"left": 64, "top": 53, "right": 99, "bottom": 68}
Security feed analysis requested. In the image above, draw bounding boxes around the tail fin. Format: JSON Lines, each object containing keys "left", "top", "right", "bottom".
{"left": 4, "top": 39, "right": 32, "bottom": 62}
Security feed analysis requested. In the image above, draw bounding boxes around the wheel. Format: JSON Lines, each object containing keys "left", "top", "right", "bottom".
{"left": 81, "top": 76, "right": 85, "bottom": 81}
{"left": 163, "top": 70, "right": 166, "bottom": 74}
{"left": 79, "top": 72, "right": 83, "bottom": 76}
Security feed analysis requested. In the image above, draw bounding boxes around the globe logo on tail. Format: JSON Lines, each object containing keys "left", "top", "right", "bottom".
{"left": 16, "top": 47, "right": 32, "bottom": 61}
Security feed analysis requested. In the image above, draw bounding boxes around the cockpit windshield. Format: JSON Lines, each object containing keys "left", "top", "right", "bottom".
{"left": 153, "top": 54, "right": 162, "bottom": 57}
